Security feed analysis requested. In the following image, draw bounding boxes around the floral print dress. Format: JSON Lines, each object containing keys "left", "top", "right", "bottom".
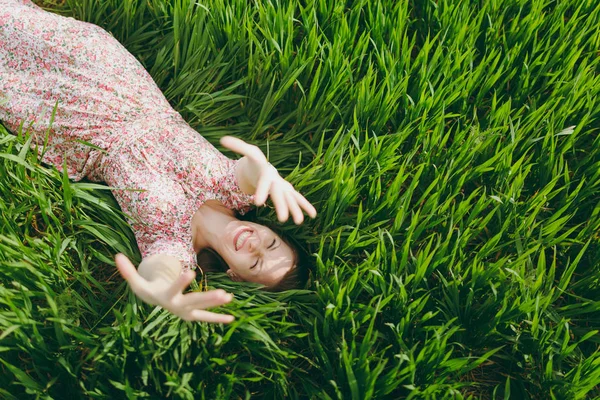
{"left": 0, "top": 0, "right": 253, "bottom": 269}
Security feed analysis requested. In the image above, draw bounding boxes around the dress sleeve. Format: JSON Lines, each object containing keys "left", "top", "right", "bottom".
{"left": 136, "top": 229, "right": 197, "bottom": 271}
{"left": 103, "top": 147, "right": 200, "bottom": 272}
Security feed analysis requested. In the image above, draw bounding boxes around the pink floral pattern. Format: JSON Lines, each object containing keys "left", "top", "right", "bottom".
{"left": 0, "top": 0, "right": 253, "bottom": 269}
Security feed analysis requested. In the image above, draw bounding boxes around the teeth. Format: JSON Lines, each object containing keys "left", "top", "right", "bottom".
{"left": 236, "top": 230, "right": 251, "bottom": 251}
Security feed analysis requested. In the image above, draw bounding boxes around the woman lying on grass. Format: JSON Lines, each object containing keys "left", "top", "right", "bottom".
{"left": 0, "top": 0, "right": 316, "bottom": 323}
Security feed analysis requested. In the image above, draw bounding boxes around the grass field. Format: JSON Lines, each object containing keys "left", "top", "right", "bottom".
{"left": 1, "top": 0, "right": 599, "bottom": 398}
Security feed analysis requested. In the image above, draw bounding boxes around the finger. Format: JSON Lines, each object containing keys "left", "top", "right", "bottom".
{"left": 254, "top": 175, "right": 272, "bottom": 206}
{"left": 180, "top": 289, "right": 234, "bottom": 309}
{"left": 186, "top": 309, "right": 235, "bottom": 324}
{"left": 115, "top": 254, "right": 148, "bottom": 294}
{"left": 292, "top": 191, "right": 317, "bottom": 218}
{"left": 270, "top": 184, "right": 289, "bottom": 222}
{"left": 220, "top": 136, "right": 265, "bottom": 162}
{"left": 165, "top": 269, "right": 196, "bottom": 299}
{"left": 285, "top": 191, "right": 304, "bottom": 225}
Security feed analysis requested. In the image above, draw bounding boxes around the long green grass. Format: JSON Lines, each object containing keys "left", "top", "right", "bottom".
{"left": 1, "top": 0, "right": 599, "bottom": 398}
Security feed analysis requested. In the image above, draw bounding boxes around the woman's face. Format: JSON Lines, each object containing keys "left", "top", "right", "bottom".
{"left": 215, "top": 221, "right": 295, "bottom": 287}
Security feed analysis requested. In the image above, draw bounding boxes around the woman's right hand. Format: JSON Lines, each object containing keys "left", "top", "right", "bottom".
{"left": 115, "top": 254, "right": 235, "bottom": 323}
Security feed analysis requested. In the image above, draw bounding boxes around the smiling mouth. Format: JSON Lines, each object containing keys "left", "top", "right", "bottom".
{"left": 234, "top": 229, "right": 253, "bottom": 251}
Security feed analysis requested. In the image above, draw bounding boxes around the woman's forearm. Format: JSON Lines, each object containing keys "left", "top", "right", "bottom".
{"left": 235, "top": 156, "right": 258, "bottom": 195}
{"left": 137, "top": 253, "right": 182, "bottom": 285}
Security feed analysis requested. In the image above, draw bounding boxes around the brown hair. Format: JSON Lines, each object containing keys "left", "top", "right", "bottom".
{"left": 196, "top": 233, "right": 310, "bottom": 291}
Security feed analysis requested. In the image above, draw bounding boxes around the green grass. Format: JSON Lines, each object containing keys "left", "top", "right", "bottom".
{"left": 1, "top": 0, "right": 600, "bottom": 398}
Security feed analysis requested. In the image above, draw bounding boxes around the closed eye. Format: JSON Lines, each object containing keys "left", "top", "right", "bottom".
{"left": 256, "top": 239, "right": 278, "bottom": 271}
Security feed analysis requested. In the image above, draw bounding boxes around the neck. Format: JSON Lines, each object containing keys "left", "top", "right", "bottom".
{"left": 192, "top": 200, "right": 236, "bottom": 252}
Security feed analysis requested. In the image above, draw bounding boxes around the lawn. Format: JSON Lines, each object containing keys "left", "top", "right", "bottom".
{"left": 1, "top": 0, "right": 599, "bottom": 398}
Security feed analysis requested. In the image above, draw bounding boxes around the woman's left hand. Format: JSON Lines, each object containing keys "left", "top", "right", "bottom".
{"left": 220, "top": 136, "right": 317, "bottom": 225}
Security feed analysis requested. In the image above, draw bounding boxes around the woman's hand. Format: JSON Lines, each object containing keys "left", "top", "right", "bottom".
{"left": 115, "top": 254, "right": 235, "bottom": 323}
{"left": 220, "top": 136, "right": 317, "bottom": 225}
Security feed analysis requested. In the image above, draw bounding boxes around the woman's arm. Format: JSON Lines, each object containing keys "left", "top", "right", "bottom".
{"left": 116, "top": 254, "right": 235, "bottom": 323}
{"left": 222, "top": 137, "right": 317, "bottom": 225}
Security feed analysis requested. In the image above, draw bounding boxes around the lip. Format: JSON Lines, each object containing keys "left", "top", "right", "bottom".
{"left": 233, "top": 228, "right": 253, "bottom": 251}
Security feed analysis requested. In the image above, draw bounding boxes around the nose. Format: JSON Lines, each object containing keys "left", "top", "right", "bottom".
{"left": 247, "top": 233, "right": 261, "bottom": 253}
{"left": 248, "top": 232, "right": 258, "bottom": 252}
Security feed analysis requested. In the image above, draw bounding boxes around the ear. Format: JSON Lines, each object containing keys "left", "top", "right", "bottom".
{"left": 226, "top": 269, "right": 243, "bottom": 282}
